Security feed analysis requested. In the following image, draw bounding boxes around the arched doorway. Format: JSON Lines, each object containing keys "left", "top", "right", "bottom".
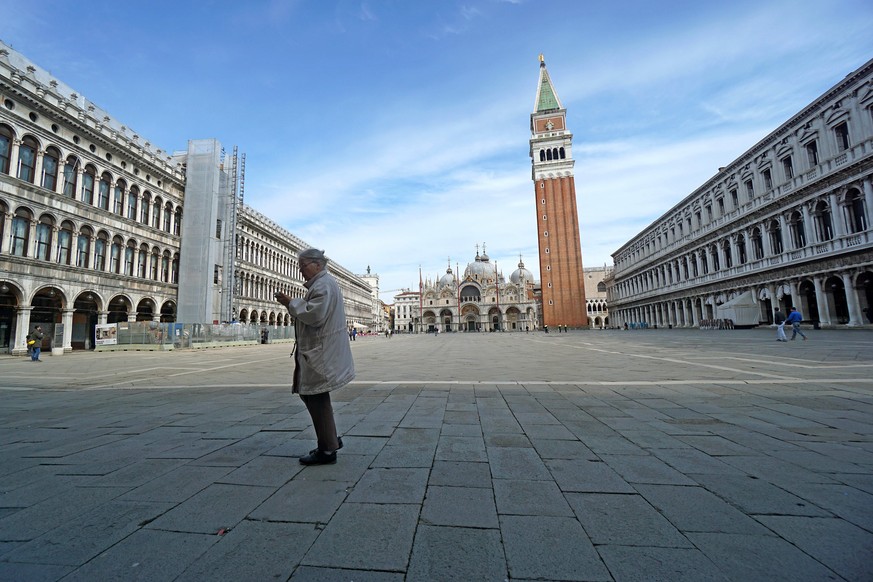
{"left": 107, "top": 295, "right": 131, "bottom": 324}
{"left": 824, "top": 276, "right": 849, "bottom": 324}
{"left": 461, "top": 304, "right": 480, "bottom": 331}
{"left": 440, "top": 309, "right": 453, "bottom": 332}
{"left": 73, "top": 292, "right": 100, "bottom": 350}
{"left": 161, "top": 301, "right": 176, "bottom": 323}
{"left": 422, "top": 310, "right": 436, "bottom": 332}
{"left": 505, "top": 307, "right": 520, "bottom": 330}
{"left": 32, "top": 287, "right": 64, "bottom": 350}
{"left": 0, "top": 281, "right": 21, "bottom": 353}
{"left": 857, "top": 271, "right": 873, "bottom": 324}
{"left": 489, "top": 307, "right": 502, "bottom": 331}
{"left": 798, "top": 280, "right": 818, "bottom": 324}
{"left": 136, "top": 298, "right": 156, "bottom": 322}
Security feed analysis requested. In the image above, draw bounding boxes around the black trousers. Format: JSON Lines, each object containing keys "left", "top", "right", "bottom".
{"left": 300, "top": 392, "right": 340, "bottom": 452}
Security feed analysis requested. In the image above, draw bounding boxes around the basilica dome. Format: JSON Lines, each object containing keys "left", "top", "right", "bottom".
{"left": 510, "top": 259, "right": 534, "bottom": 284}
{"left": 438, "top": 267, "right": 455, "bottom": 288}
{"left": 464, "top": 253, "right": 494, "bottom": 281}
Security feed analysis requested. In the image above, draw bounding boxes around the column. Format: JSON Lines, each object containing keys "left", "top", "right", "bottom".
{"left": 98, "top": 311, "right": 109, "bottom": 325}
{"left": 691, "top": 298, "right": 700, "bottom": 327}
{"left": 48, "top": 226, "right": 59, "bottom": 263}
{"left": 788, "top": 280, "right": 800, "bottom": 309}
{"left": 800, "top": 203, "right": 813, "bottom": 247}
{"left": 829, "top": 192, "right": 846, "bottom": 237}
{"left": 694, "top": 251, "right": 702, "bottom": 278}
{"left": 14, "top": 306, "right": 33, "bottom": 356}
{"left": 761, "top": 222, "right": 773, "bottom": 257}
{"left": 35, "top": 150, "right": 45, "bottom": 187}
{"left": 681, "top": 299, "right": 689, "bottom": 327}
{"left": 61, "top": 309, "right": 74, "bottom": 353}
{"left": 864, "top": 178, "right": 873, "bottom": 228}
{"left": 813, "top": 276, "right": 831, "bottom": 325}
{"left": 841, "top": 271, "right": 865, "bottom": 326}
{"left": 26, "top": 219, "right": 37, "bottom": 258}
{"left": 0, "top": 213, "right": 12, "bottom": 254}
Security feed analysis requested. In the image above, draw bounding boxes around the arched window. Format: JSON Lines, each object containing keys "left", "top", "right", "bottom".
{"left": 736, "top": 234, "right": 747, "bottom": 264}
{"left": 141, "top": 192, "right": 151, "bottom": 224}
{"left": 82, "top": 165, "right": 96, "bottom": 204}
{"left": 597, "top": 281, "right": 606, "bottom": 292}
{"left": 137, "top": 243, "right": 149, "bottom": 278}
{"left": 710, "top": 244, "right": 719, "bottom": 272}
{"left": 62, "top": 156, "right": 79, "bottom": 198}
{"left": 151, "top": 247, "right": 160, "bottom": 280}
{"left": 788, "top": 210, "right": 806, "bottom": 248}
{"left": 174, "top": 208, "right": 182, "bottom": 236}
{"left": 546, "top": 149, "right": 552, "bottom": 161}
{"left": 17, "top": 136, "right": 39, "bottom": 183}
{"left": 163, "top": 201, "right": 172, "bottom": 232}
{"left": 846, "top": 189, "right": 867, "bottom": 233}
{"left": 35, "top": 215, "right": 54, "bottom": 261}
{"left": 110, "top": 236, "right": 123, "bottom": 273}
{"left": 751, "top": 228, "right": 764, "bottom": 260}
{"left": 42, "top": 147, "right": 61, "bottom": 191}
{"left": 161, "top": 250, "right": 170, "bottom": 282}
{"left": 11, "top": 209, "right": 32, "bottom": 256}
{"left": 768, "top": 219, "right": 783, "bottom": 254}
{"left": 0, "top": 124, "right": 13, "bottom": 174}
{"left": 113, "top": 180, "right": 126, "bottom": 215}
{"left": 57, "top": 221, "right": 74, "bottom": 265}
{"left": 94, "top": 232, "right": 109, "bottom": 271}
{"left": 813, "top": 200, "right": 833, "bottom": 241}
{"left": 152, "top": 196, "right": 162, "bottom": 229}
{"left": 124, "top": 240, "right": 136, "bottom": 275}
{"left": 127, "top": 185, "right": 138, "bottom": 220}
{"left": 171, "top": 253, "right": 180, "bottom": 283}
{"left": 722, "top": 240, "right": 732, "bottom": 269}
{"left": 77, "top": 226, "right": 92, "bottom": 268}
{"left": 97, "top": 172, "right": 111, "bottom": 210}
{"left": 552, "top": 148, "right": 558, "bottom": 159}
{"left": 559, "top": 147, "right": 565, "bottom": 159}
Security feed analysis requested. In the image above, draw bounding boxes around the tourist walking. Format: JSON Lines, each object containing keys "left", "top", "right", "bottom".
{"left": 774, "top": 308, "right": 787, "bottom": 342}
{"left": 275, "top": 249, "right": 355, "bottom": 465}
{"left": 26, "top": 325, "right": 44, "bottom": 361}
{"left": 786, "top": 307, "right": 808, "bottom": 341}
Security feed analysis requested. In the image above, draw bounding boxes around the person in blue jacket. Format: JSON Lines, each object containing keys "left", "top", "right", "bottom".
{"left": 786, "top": 307, "right": 808, "bottom": 341}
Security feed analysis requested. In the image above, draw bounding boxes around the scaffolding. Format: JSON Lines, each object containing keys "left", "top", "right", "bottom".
{"left": 220, "top": 147, "right": 244, "bottom": 323}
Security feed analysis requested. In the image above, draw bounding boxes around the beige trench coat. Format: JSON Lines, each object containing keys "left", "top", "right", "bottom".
{"left": 286, "top": 269, "right": 355, "bottom": 395}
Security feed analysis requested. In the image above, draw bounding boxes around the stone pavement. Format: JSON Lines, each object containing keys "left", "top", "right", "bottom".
{"left": 0, "top": 328, "right": 872, "bottom": 581}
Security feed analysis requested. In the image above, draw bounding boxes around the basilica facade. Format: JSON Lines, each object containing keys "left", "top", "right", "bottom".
{"left": 606, "top": 58, "right": 873, "bottom": 329}
{"left": 406, "top": 248, "right": 539, "bottom": 332}
{"left": 0, "top": 41, "right": 373, "bottom": 354}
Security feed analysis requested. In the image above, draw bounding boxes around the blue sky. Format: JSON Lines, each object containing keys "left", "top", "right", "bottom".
{"left": 3, "top": 0, "right": 873, "bottom": 301}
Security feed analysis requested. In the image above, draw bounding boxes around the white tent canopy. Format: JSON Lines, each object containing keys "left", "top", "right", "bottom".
{"left": 716, "top": 291, "right": 760, "bottom": 327}
{"left": 352, "top": 322, "right": 369, "bottom": 329}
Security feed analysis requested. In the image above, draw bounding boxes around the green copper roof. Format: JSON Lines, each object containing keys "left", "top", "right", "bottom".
{"left": 535, "top": 60, "right": 563, "bottom": 112}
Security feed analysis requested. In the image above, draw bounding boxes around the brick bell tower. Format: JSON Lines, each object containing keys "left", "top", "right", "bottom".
{"left": 530, "top": 55, "right": 588, "bottom": 328}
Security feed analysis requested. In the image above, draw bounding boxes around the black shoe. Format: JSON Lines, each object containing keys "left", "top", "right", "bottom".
{"left": 299, "top": 450, "right": 337, "bottom": 465}
{"left": 309, "top": 436, "right": 343, "bottom": 456}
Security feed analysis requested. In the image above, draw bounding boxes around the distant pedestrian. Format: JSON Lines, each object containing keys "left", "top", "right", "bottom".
{"left": 786, "top": 307, "right": 807, "bottom": 341}
{"left": 26, "top": 325, "right": 44, "bottom": 362}
{"left": 774, "top": 308, "right": 787, "bottom": 342}
{"left": 544, "top": 324, "right": 549, "bottom": 334}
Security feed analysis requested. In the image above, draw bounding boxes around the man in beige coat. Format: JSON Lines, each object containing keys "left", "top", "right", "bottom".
{"left": 276, "top": 249, "right": 355, "bottom": 465}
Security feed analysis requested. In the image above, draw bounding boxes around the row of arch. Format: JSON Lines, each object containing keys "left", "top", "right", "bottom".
{"left": 0, "top": 124, "right": 182, "bottom": 235}
{"left": 418, "top": 305, "right": 537, "bottom": 332}
{"left": 612, "top": 270, "right": 873, "bottom": 329}
{"left": 614, "top": 188, "right": 869, "bottom": 300}
{"left": 537, "top": 147, "right": 566, "bottom": 162}
{"left": 0, "top": 202, "right": 180, "bottom": 282}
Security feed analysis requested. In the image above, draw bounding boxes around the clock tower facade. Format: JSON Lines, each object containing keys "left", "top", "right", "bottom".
{"left": 529, "top": 57, "right": 588, "bottom": 328}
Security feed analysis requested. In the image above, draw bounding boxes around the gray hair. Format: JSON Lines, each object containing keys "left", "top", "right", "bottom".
{"left": 298, "top": 248, "right": 328, "bottom": 267}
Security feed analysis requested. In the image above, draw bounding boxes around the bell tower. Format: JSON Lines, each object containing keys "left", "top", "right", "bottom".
{"left": 529, "top": 55, "right": 588, "bottom": 328}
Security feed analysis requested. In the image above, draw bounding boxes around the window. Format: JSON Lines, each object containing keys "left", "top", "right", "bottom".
{"left": 11, "top": 213, "right": 30, "bottom": 256}
{"left": 722, "top": 240, "right": 732, "bottom": 269}
{"left": 730, "top": 189, "right": 738, "bottom": 209}
{"left": 137, "top": 245, "right": 148, "bottom": 278}
{"left": 163, "top": 203, "right": 172, "bottom": 232}
{"left": 751, "top": 228, "right": 764, "bottom": 260}
{"left": 62, "top": 157, "right": 78, "bottom": 197}
{"left": 736, "top": 234, "right": 747, "bottom": 264}
{"left": 113, "top": 181, "right": 125, "bottom": 214}
{"left": 57, "top": 223, "right": 73, "bottom": 265}
{"left": 788, "top": 211, "right": 806, "bottom": 248}
{"left": 35, "top": 221, "right": 52, "bottom": 260}
{"left": 705, "top": 205, "right": 712, "bottom": 222}
{"left": 769, "top": 219, "right": 783, "bottom": 254}
{"left": 152, "top": 198, "right": 162, "bottom": 228}
{"left": 141, "top": 193, "right": 151, "bottom": 224}
{"left": 174, "top": 209, "right": 182, "bottom": 235}
{"left": 763, "top": 169, "right": 772, "bottom": 190}
{"left": 214, "top": 265, "right": 220, "bottom": 284}
{"left": 151, "top": 249, "right": 159, "bottom": 279}
{"left": 805, "top": 140, "right": 819, "bottom": 166}
{"left": 695, "top": 211, "right": 701, "bottom": 228}
{"left": 717, "top": 198, "right": 725, "bottom": 216}
{"left": 42, "top": 147, "right": 60, "bottom": 190}
{"left": 17, "top": 136, "right": 38, "bottom": 183}
{"left": 0, "top": 124, "right": 12, "bottom": 174}
{"left": 82, "top": 167, "right": 95, "bottom": 204}
{"left": 127, "top": 187, "right": 138, "bottom": 220}
{"left": 97, "top": 173, "right": 111, "bottom": 210}
{"left": 745, "top": 179, "right": 754, "bottom": 200}
{"left": 813, "top": 200, "right": 833, "bottom": 241}
{"left": 846, "top": 189, "right": 867, "bottom": 233}
{"left": 76, "top": 230, "right": 91, "bottom": 268}
{"left": 161, "top": 252, "right": 170, "bottom": 282}
{"left": 834, "top": 122, "right": 850, "bottom": 152}
{"left": 781, "top": 156, "right": 794, "bottom": 180}
{"left": 216, "top": 219, "right": 222, "bottom": 239}
{"left": 110, "top": 237, "right": 122, "bottom": 273}
{"left": 94, "top": 235, "right": 107, "bottom": 271}
{"left": 124, "top": 242, "right": 135, "bottom": 275}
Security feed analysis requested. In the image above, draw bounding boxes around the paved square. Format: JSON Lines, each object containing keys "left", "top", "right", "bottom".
{"left": 1, "top": 329, "right": 872, "bottom": 580}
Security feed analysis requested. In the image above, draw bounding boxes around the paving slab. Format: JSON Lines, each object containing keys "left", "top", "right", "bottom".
{"left": 0, "top": 329, "right": 871, "bottom": 581}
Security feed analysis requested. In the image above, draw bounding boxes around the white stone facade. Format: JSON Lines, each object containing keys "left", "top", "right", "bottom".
{"left": 0, "top": 41, "right": 372, "bottom": 353}
{"left": 607, "top": 58, "right": 873, "bottom": 329}
{"left": 584, "top": 266, "right": 611, "bottom": 328}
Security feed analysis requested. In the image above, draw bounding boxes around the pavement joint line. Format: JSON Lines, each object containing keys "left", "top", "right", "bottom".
{"left": 13, "top": 377, "right": 870, "bottom": 392}
{"left": 694, "top": 357, "right": 873, "bottom": 369}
